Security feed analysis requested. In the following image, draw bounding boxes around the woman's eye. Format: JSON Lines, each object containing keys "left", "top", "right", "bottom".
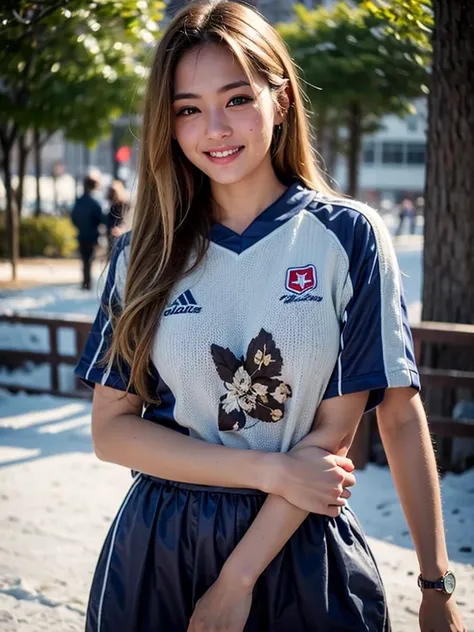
{"left": 177, "top": 106, "right": 199, "bottom": 117}
{"left": 228, "top": 95, "right": 253, "bottom": 107}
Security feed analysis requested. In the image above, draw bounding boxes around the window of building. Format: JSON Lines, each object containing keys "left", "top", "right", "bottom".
{"left": 406, "top": 142, "right": 425, "bottom": 165}
{"left": 382, "top": 142, "right": 404, "bottom": 164}
{"left": 363, "top": 141, "right": 375, "bottom": 164}
{"left": 406, "top": 116, "right": 418, "bottom": 132}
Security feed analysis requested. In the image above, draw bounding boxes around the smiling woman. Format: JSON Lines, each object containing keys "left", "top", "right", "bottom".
{"left": 172, "top": 48, "right": 279, "bottom": 189}
{"left": 74, "top": 1, "right": 464, "bottom": 632}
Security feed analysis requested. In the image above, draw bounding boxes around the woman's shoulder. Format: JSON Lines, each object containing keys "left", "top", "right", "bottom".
{"left": 306, "top": 189, "right": 383, "bottom": 227}
{"left": 303, "top": 189, "right": 391, "bottom": 256}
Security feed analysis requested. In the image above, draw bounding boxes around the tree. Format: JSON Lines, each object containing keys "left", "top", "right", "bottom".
{"left": 278, "top": 1, "right": 432, "bottom": 196}
{"left": 420, "top": 0, "right": 474, "bottom": 441}
{"left": 0, "top": 0, "right": 162, "bottom": 279}
{"left": 422, "top": 0, "right": 474, "bottom": 326}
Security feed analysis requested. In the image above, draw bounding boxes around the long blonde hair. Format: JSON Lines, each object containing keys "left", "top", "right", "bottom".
{"left": 110, "top": 0, "right": 332, "bottom": 402}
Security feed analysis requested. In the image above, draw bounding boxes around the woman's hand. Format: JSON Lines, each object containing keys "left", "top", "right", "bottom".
{"left": 271, "top": 444, "right": 356, "bottom": 517}
{"left": 419, "top": 592, "right": 466, "bottom": 631}
{"left": 187, "top": 571, "right": 253, "bottom": 632}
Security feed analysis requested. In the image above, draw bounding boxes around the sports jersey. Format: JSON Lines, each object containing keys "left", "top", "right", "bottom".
{"left": 75, "top": 181, "right": 419, "bottom": 453}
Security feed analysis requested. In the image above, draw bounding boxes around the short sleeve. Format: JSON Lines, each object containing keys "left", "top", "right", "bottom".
{"left": 74, "top": 233, "right": 132, "bottom": 391}
{"left": 322, "top": 209, "right": 420, "bottom": 411}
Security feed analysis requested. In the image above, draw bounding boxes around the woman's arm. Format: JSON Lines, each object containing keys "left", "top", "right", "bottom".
{"left": 91, "top": 384, "right": 354, "bottom": 507}
{"left": 378, "top": 388, "right": 464, "bottom": 631}
{"left": 377, "top": 387, "right": 448, "bottom": 579}
{"left": 215, "top": 391, "right": 368, "bottom": 585}
{"left": 187, "top": 391, "right": 368, "bottom": 632}
{"left": 92, "top": 384, "right": 270, "bottom": 490}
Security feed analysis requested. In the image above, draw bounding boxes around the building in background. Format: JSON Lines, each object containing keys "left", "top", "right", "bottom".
{"left": 333, "top": 99, "right": 427, "bottom": 204}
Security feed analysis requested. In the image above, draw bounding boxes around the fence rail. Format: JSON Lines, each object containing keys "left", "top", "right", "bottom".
{"left": 0, "top": 311, "right": 93, "bottom": 398}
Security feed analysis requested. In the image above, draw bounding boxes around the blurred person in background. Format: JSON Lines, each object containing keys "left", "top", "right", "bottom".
{"left": 71, "top": 174, "right": 105, "bottom": 290}
{"left": 106, "top": 179, "right": 129, "bottom": 253}
{"left": 396, "top": 196, "right": 416, "bottom": 236}
{"left": 415, "top": 195, "right": 425, "bottom": 218}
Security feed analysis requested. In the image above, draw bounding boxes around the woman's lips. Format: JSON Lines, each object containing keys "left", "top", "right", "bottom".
{"left": 204, "top": 146, "right": 244, "bottom": 164}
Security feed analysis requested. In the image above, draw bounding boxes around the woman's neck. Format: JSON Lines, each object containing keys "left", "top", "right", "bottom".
{"left": 211, "top": 163, "right": 287, "bottom": 235}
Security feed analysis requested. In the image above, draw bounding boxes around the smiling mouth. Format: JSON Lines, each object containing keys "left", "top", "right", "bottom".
{"left": 204, "top": 146, "right": 244, "bottom": 159}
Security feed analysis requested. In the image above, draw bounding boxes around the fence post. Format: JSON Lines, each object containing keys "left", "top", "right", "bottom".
{"left": 49, "top": 323, "right": 59, "bottom": 392}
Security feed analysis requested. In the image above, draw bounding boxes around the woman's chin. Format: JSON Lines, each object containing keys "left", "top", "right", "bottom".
{"left": 204, "top": 165, "right": 258, "bottom": 188}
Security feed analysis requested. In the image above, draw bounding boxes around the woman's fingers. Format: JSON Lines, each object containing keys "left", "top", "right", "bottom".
{"left": 334, "top": 455, "right": 355, "bottom": 471}
{"left": 341, "top": 471, "right": 356, "bottom": 488}
{"left": 326, "top": 505, "right": 342, "bottom": 518}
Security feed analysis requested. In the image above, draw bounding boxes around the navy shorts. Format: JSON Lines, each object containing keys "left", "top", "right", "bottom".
{"left": 86, "top": 474, "right": 390, "bottom": 631}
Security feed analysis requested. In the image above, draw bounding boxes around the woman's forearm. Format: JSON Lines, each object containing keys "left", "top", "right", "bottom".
{"left": 94, "top": 412, "right": 276, "bottom": 491}
{"left": 221, "top": 494, "right": 308, "bottom": 586}
{"left": 219, "top": 391, "right": 368, "bottom": 587}
{"left": 377, "top": 391, "right": 449, "bottom": 579}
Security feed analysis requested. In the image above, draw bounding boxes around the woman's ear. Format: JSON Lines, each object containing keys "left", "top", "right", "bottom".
{"left": 275, "top": 80, "right": 291, "bottom": 124}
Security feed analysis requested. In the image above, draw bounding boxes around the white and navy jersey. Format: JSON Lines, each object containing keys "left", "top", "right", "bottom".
{"left": 75, "top": 181, "right": 419, "bottom": 452}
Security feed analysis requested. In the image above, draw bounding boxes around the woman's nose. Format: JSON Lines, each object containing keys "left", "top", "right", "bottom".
{"left": 206, "top": 110, "right": 232, "bottom": 140}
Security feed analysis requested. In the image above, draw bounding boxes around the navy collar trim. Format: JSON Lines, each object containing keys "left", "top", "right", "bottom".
{"left": 209, "top": 181, "right": 316, "bottom": 254}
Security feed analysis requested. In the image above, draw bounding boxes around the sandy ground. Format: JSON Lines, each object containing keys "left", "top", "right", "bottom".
{"left": 0, "top": 391, "right": 473, "bottom": 632}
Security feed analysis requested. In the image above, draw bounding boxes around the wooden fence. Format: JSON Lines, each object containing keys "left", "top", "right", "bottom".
{"left": 0, "top": 312, "right": 93, "bottom": 399}
{"left": 349, "top": 321, "right": 474, "bottom": 469}
{"left": 1, "top": 313, "right": 474, "bottom": 468}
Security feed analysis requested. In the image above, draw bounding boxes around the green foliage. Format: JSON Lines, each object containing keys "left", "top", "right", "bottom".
{"left": 0, "top": 214, "right": 77, "bottom": 258}
{"left": 278, "top": 0, "right": 432, "bottom": 117}
{"left": 277, "top": 1, "right": 433, "bottom": 194}
{"left": 0, "top": 0, "right": 164, "bottom": 144}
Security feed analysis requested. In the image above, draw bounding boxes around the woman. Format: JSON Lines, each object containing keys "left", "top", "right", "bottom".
{"left": 75, "top": 2, "right": 465, "bottom": 631}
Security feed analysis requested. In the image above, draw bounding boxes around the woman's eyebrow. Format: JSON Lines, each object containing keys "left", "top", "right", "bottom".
{"left": 172, "top": 79, "right": 251, "bottom": 102}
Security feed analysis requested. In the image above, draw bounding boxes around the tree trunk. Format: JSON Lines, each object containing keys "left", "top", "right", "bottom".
{"left": 421, "top": 0, "right": 474, "bottom": 469}
{"left": 34, "top": 128, "right": 42, "bottom": 216}
{"left": 16, "top": 131, "right": 30, "bottom": 217}
{"left": 1, "top": 143, "right": 19, "bottom": 280}
{"left": 347, "top": 101, "right": 362, "bottom": 198}
{"left": 422, "top": 0, "right": 474, "bottom": 324}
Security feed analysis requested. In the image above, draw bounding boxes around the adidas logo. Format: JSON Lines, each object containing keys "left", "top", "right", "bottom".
{"left": 164, "top": 290, "right": 202, "bottom": 317}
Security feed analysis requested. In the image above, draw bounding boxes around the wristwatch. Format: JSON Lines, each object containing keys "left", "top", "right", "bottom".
{"left": 417, "top": 570, "right": 456, "bottom": 594}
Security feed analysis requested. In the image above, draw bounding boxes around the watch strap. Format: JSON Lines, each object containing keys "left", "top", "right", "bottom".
{"left": 418, "top": 575, "right": 444, "bottom": 590}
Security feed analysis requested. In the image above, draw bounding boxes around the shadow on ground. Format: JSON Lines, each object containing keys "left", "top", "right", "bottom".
{"left": 0, "top": 389, "right": 92, "bottom": 468}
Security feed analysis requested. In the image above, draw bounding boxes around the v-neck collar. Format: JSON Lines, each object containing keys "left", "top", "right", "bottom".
{"left": 208, "top": 180, "right": 316, "bottom": 255}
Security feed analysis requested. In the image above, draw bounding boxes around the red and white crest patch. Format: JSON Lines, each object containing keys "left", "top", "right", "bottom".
{"left": 285, "top": 265, "right": 317, "bottom": 295}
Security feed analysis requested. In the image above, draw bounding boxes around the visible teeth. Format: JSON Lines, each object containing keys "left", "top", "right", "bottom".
{"left": 209, "top": 148, "right": 240, "bottom": 158}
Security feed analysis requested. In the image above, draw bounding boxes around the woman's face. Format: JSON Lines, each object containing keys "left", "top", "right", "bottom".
{"left": 172, "top": 43, "right": 282, "bottom": 187}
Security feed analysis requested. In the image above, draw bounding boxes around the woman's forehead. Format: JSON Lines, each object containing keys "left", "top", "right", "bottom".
{"left": 173, "top": 43, "right": 263, "bottom": 94}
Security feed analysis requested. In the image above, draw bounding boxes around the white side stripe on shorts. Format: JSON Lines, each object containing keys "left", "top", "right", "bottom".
{"left": 97, "top": 474, "right": 142, "bottom": 632}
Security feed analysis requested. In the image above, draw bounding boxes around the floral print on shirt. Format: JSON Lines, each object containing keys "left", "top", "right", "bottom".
{"left": 210, "top": 329, "right": 292, "bottom": 431}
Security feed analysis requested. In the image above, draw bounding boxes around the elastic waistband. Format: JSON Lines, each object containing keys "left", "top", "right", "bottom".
{"left": 139, "top": 473, "right": 266, "bottom": 496}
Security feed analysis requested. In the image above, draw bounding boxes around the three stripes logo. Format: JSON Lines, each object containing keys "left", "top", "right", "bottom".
{"left": 164, "top": 290, "right": 202, "bottom": 317}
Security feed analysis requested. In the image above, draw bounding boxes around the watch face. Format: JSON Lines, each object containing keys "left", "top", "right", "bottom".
{"left": 443, "top": 572, "right": 456, "bottom": 594}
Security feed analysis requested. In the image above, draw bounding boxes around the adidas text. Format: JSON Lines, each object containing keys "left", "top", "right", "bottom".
{"left": 164, "top": 305, "right": 202, "bottom": 317}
